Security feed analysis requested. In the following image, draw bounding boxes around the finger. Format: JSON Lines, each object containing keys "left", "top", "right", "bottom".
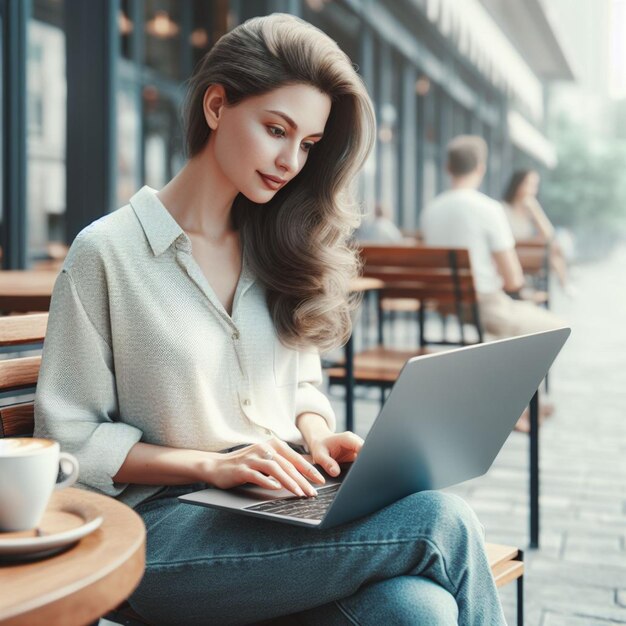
{"left": 314, "top": 450, "right": 341, "bottom": 477}
{"left": 338, "top": 432, "right": 365, "bottom": 451}
{"left": 240, "top": 467, "right": 283, "bottom": 490}
{"left": 252, "top": 458, "right": 308, "bottom": 497}
{"left": 275, "top": 441, "right": 326, "bottom": 486}
{"left": 271, "top": 453, "right": 319, "bottom": 496}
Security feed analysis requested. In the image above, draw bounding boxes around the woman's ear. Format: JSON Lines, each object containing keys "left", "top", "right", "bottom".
{"left": 203, "top": 84, "right": 227, "bottom": 130}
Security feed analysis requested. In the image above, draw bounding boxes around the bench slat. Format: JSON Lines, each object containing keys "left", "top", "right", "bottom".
{"left": 0, "top": 313, "right": 48, "bottom": 346}
{"left": 492, "top": 560, "right": 524, "bottom": 588}
{"left": 0, "top": 402, "right": 34, "bottom": 437}
{"left": 0, "top": 356, "right": 41, "bottom": 392}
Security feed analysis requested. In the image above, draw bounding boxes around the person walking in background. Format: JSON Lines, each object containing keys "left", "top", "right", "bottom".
{"left": 502, "top": 169, "right": 570, "bottom": 289}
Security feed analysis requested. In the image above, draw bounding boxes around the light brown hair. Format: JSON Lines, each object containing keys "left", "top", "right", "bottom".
{"left": 446, "top": 135, "right": 488, "bottom": 176}
{"left": 182, "top": 14, "right": 376, "bottom": 351}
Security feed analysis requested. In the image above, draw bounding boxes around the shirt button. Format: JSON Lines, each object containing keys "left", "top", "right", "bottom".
{"left": 243, "top": 399, "right": 251, "bottom": 406}
{"left": 232, "top": 331, "right": 240, "bottom": 340}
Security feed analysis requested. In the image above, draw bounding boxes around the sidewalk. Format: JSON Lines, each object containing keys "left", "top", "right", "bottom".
{"left": 329, "top": 245, "right": 626, "bottom": 625}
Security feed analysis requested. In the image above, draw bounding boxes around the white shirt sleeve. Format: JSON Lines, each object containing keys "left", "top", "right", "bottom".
{"left": 34, "top": 270, "right": 143, "bottom": 496}
{"left": 294, "top": 350, "right": 337, "bottom": 433}
{"left": 484, "top": 201, "right": 516, "bottom": 253}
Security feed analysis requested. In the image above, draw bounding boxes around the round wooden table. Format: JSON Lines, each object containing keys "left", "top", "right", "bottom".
{"left": 0, "top": 270, "right": 58, "bottom": 313}
{"left": 0, "top": 488, "right": 146, "bottom": 626}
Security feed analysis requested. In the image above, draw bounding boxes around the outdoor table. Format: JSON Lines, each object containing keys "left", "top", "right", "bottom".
{"left": 0, "top": 488, "right": 146, "bottom": 626}
{"left": 0, "top": 270, "right": 58, "bottom": 313}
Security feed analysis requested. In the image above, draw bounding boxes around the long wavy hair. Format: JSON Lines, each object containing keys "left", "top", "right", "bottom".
{"left": 182, "top": 14, "right": 376, "bottom": 351}
{"left": 503, "top": 169, "right": 535, "bottom": 204}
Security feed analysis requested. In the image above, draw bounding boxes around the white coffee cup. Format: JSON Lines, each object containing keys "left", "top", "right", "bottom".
{"left": 0, "top": 438, "right": 79, "bottom": 532}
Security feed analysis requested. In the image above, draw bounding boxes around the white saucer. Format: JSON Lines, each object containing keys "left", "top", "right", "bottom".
{"left": 0, "top": 497, "right": 103, "bottom": 562}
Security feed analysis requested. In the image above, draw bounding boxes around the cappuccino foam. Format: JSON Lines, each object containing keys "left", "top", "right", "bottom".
{"left": 0, "top": 438, "right": 55, "bottom": 456}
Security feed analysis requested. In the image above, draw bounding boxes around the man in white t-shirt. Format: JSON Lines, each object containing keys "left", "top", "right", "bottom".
{"left": 421, "top": 135, "right": 564, "bottom": 340}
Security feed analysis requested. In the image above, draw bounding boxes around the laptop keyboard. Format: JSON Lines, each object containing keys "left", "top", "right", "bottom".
{"left": 245, "top": 483, "right": 340, "bottom": 520}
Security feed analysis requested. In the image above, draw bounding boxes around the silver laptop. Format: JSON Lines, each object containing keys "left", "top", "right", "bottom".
{"left": 180, "top": 328, "right": 570, "bottom": 529}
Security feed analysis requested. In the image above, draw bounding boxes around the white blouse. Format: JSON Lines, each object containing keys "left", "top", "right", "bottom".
{"left": 34, "top": 186, "right": 336, "bottom": 507}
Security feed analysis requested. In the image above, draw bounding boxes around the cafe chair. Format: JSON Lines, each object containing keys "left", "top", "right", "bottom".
{"left": 0, "top": 314, "right": 523, "bottom": 626}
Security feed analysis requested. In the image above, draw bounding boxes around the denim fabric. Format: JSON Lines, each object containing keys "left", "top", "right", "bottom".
{"left": 129, "top": 485, "right": 507, "bottom": 626}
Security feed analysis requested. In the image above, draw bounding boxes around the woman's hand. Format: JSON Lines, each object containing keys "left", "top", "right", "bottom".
{"left": 203, "top": 438, "right": 325, "bottom": 497}
{"left": 308, "top": 431, "right": 364, "bottom": 477}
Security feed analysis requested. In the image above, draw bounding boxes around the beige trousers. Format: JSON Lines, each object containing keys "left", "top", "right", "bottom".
{"left": 478, "top": 291, "right": 566, "bottom": 340}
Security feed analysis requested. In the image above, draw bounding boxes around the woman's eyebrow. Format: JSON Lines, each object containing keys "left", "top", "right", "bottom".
{"left": 265, "top": 109, "right": 324, "bottom": 137}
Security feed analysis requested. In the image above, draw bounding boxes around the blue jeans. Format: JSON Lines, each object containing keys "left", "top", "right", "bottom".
{"left": 129, "top": 484, "right": 507, "bottom": 625}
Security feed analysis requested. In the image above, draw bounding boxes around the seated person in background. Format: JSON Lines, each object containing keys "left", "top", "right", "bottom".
{"left": 421, "top": 136, "right": 566, "bottom": 430}
{"left": 356, "top": 203, "right": 406, "bottom": 243}
{"left": 502, "top": 169, "right": 569, "bottom": 288}
{"left": 420, "top": 136, "right": 566, "bottom": 341}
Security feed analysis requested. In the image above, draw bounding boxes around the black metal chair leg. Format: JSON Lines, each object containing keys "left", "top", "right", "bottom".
{"left": 529, "top": 391, "right": 539, "bottom": 548}
{"left": 517, "top": 573, "right": 524, "bottom": 626}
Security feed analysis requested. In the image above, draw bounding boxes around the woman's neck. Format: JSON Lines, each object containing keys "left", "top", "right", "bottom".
{"left": 157, "top": 142, "right": 239, "bottom": 242}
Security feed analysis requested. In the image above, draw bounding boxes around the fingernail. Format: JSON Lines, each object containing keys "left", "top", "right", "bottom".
{"left": 308, "top": 488, "right": 318, "bottom": 497}
{"left": 296, "top": 487, "right": 305, "bottom": 497}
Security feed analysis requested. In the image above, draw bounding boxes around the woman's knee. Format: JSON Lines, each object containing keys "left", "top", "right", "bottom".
{"left": 335, "top": 576, "right": 458, "bottom": 626}
{"left": 407, "top": 491, "right": 483, "bottom": 538}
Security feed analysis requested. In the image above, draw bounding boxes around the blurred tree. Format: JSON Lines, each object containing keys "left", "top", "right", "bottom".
{"left": 542, "top": 113, "right": 626, "bottom": 257}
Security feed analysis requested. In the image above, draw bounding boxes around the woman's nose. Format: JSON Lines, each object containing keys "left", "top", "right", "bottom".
{"left": 277, "top": 142, "right": 300, "bottom": 174}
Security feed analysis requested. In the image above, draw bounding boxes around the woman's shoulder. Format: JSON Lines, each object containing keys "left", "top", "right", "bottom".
{"left": 63, "top": 204, "right": 141, "bottom": 272}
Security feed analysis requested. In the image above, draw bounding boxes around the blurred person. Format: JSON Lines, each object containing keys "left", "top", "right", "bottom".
{"left": 421, "top": 136, "right": 566, "bottom": 431}
{"left": 502, "top": 169, "right": 570, "bottom": 289}
{"left": 34, "top": 16, "right": 506, "bottom": 626}
{"left": 356, "top": 203, "right": 405, "bottom": 243}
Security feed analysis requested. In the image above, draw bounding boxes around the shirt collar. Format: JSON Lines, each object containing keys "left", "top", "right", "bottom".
{"left": 130, "top": 185, "right": 190, "bottom": 257}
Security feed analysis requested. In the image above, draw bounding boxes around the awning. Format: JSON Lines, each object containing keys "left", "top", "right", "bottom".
{"left": 423, "top": 0, "right": 544, "bottom": 122}
{"left": 507, "top": 111, "right": 558, "bottom": 169}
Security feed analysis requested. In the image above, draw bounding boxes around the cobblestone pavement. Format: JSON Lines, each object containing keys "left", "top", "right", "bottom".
{"left": 327, "top": 245, "right": 626, "bottom": 626}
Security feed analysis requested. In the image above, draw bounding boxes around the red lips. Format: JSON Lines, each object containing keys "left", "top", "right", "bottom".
{"left": 258, "top": 172, "right": 286, "bottom": 190}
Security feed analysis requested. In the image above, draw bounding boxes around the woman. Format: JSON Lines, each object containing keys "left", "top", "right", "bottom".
{"left": 35, "top": 14, "right": 506, "bottom": 625}
{"left": 503, "top": 169, "right": 569, "bottom": 287}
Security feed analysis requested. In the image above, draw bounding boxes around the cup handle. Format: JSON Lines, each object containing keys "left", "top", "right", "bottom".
{"left": 55, "top": 452, "right": 80, "bottom": 490}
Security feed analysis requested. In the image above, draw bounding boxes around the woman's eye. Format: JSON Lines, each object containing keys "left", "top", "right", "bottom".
{"left": 268, "top": 126, "right": 285, "bottom": 138}
{"left": 301, "top": 142, "right": 314, "bottom": 153}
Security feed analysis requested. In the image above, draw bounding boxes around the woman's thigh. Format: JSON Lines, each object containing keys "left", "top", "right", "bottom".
{"left": 296, "top": 576, "right": 459, "bottom": 626}
{"left": 129, "top": 485, "right": 488, "bottom": 625}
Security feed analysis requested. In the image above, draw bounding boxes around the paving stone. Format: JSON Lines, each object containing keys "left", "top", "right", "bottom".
{"left": 543, "top": 612, "right": 626, "bottom": 625}
{"left": 327, "top": 246, "right": 626, "bottom": 625}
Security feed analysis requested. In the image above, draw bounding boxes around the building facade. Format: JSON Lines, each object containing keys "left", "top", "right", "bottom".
{"left": 1, "top": 0, "right": 573, "bottom": 268}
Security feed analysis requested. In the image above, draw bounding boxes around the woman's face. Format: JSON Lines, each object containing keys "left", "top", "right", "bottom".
{"left": 518, "top": 171, "right": 540, "bottom": 199}
{"left": 210, "top": 83, "right": 332, "bottom": 203}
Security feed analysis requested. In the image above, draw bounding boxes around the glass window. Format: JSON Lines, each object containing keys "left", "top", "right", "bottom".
{"left": 144, "top": 0, "right": 183, "bottom": 82}
{"left": 120, "top": 0, "right": 134, "bottom": 61}
{"left": 142, "top": 86, "right": 184, "bottom": 189}
{"left": 191, "top": 0, "right": 218, "bottom": 69}
{"left": 27, "top": 0, "right": 66, "bottom": 267}
{"left": 0, "top": 8, "right": 4, "bottom": 265}
{"left": 117, "top": 81, "right": 141, "bottom": 206}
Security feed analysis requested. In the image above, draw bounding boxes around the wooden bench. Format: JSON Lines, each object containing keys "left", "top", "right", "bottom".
{"left": 0, "top": 270, "right": 58, "bottom": 314}
{"left": 516, "top": 240, "right": 551, "bottom": 307}
{"left": 327, "top": 246, "right": 483, "bottom": 396}
{"left": 0, "top": 313, "right": 523, "bottom": 625}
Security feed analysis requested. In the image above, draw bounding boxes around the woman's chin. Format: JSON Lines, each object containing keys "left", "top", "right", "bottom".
{"left": 239, "top": 188, "right": 276, "bottom": 204}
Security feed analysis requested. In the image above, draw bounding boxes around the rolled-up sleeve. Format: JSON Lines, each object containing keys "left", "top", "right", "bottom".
{"left": 294, "top": 350, "right": 336, "bottom": 432}
{"left": 34, "top": 270, "right": 143, "bottom": 496}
